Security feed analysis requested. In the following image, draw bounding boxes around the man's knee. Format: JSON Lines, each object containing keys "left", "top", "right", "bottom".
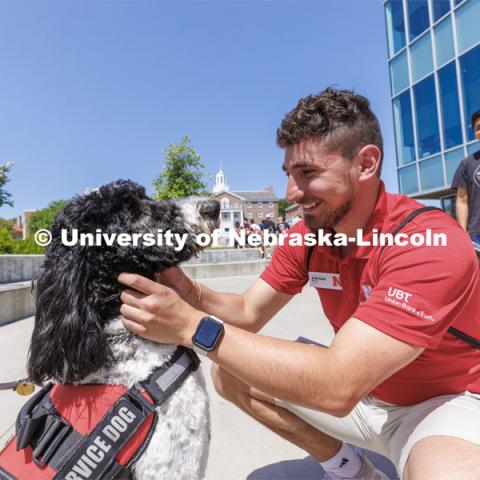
{"left": 403, "top": 436, "right": 480, "bottom": 480}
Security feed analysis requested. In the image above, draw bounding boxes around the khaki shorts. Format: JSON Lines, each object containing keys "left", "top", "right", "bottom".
{"left": 275, "top": 390, "right": 480, "bottom": 477}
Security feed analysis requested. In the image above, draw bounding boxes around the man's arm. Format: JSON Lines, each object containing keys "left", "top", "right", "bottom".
{"left": 205, "top": 317, "right": 422, "bottom": 416}
{"left": 456, "top": 187, "right": 469, "bottom": 231}
{"left": 118, "top": 274, "right": 423, "bottom": 417}
{"left": 157, "top": 268, "right": 293, "bottom": 332}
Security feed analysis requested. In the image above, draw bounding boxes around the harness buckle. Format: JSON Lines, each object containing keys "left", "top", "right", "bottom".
{"left": 32, "top": 415, "right": 71, "bottom": 467}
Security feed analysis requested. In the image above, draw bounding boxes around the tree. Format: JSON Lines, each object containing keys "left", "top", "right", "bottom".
{"left": 0, "top": 217, "right": 14, "bottom": 231}
{"left": 278, "top": 198, "right": 293, "bottom": 218}
{"left": 0, "top": 162, "right": 14, "bottom": 208}
{"left": 152, "top": 136, "right": 209, "bottom": 200}
{"left": 27, "top": 200, "right": 69, "bottom": 237}
{"left": 0, "top": 226, "right": 15, "bottom": 254}
{"left": 13, "top": 235, "right": 45, "bottom": 254}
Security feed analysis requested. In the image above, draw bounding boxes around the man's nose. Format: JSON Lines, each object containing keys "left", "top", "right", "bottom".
{"left": 286, "top": 176, "right": 304, "bottom": 203}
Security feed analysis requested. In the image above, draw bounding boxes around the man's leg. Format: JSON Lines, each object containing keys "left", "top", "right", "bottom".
{"left": 403, "top": 436, "right": 480, "bottom": 480}
{"left": 211, "top": 364, "right": 342, "bottom": 461}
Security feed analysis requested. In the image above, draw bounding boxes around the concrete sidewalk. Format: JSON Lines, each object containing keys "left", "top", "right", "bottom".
{"left": 0, "top": 275, "right": 398, "bottom": 479}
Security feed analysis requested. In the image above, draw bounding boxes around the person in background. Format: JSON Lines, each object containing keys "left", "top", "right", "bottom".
{"left": 233, "top": 221, "right": 242, "bottom": 249}
{"left": 452, "top": 110, "right": 480, "bottom": 245}
{"left": 275, "top": 216, "right": 290, "bottom": 234}
{"left": 249, "top": 218, "right": 265, "bottom": 258}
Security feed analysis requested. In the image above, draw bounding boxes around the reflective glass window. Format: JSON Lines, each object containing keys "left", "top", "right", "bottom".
{"left": 393, "top": 91, "right": 416, "bottom": 166}
{"left": 455, "top": 0, "right": 480, "bottom": 54}
{"left": 467, "top": 142, "right": 480, "bottom": 155}
{"left": 419, "top": 155, "right": 444, "bottom": 190}
{"left": 438, "top": 62, "right": 462, "bottom": 149}
{"left": 411, "top": 33, "right": 433, "bottom": 82}
{"left": 413, "top": 75, "right": 441, "bottom": 158}
{"left": 398, "top": 164, "right": 419, "bottom": 194}
{"left": 454, "top": 0, "right": 464, "bottom": 5}
{"left": 407, "top": 1, "right": 430, "bottom": 41}
{"left": 433, "top": 0, "right": 450, "bottom": 22}
{"left": 434, "top": 15, "right": 454, "bottom": 67}
{"left": 390, "top": 51, "right": 409, "bottom": 94}
{"left": 445, "top": 147, "right": 465, "bottom": 184}
{"left": 385, "top": 0, "right": 406, "bottom": 56}
{"left": 460, "top": 45, "right": 480, "bottom": 141}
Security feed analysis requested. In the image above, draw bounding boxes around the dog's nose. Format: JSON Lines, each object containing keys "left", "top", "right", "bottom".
{"left": 199, "top": 200, "right": 220, "bottom": 220}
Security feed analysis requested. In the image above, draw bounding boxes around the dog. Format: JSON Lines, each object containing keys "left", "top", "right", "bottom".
{"left": 25, "top": 180, "right": 219, "bottom": 480}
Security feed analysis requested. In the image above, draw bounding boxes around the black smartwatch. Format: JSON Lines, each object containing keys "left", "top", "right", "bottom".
{"left": 192, "top": 315, "right": 224, "bottom": 356}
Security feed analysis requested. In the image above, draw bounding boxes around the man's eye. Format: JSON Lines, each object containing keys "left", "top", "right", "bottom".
{"left": 303, "top": 170, "right": 315, "bottom": 177}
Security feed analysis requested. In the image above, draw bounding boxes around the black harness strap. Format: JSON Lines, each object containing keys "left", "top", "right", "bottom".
{"left": 306, "top": 207, "right": 480, "bottom": 349}
{"left": 379, "top": 206, "right": 442, "bottom": 255}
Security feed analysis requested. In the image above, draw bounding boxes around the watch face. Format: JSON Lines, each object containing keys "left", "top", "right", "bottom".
{"left": 194, "top": 317, "right": 223, "bottom": 350}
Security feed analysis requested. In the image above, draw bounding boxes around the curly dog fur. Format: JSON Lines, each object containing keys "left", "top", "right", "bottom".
{"left": 27, "top": 179, "right": 219, "bottom": 479}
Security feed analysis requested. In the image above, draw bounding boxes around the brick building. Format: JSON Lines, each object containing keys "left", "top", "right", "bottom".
{"left": 212, "top": 169, "right": 279, "bottom": 234}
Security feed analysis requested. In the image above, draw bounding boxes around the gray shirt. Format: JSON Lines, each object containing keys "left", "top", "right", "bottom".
{"left": 452, "top": 149, "right": 480, "bottom": 235}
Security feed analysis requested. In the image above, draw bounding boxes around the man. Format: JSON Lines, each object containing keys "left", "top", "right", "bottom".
{"left": 119, "top": 89, "right": 480, "bottom": 479}
{"left": 452, "top": 110, "right": 480, "bottom": 245}
{"left": 275, "top": 215, "right": 290, "bottom": 234}
{"left": 262, "top": 214, "right": 276, "bottom": 233}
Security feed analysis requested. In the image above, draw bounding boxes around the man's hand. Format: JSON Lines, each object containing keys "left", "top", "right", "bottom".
{"left": 118, "top": 273, "right": 204, "bottom": 346}
{"left": 155, "top": 267, "right": 201, "bottom": 307}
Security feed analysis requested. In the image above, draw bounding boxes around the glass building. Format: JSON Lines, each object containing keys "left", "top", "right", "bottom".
{"left": 385, "top": 0, "right": 480, "bottom": 209}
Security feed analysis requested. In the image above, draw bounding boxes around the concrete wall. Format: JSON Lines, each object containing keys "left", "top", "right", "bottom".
{"left": 0, "top": 282, "right": 35, "bottom": 326}
{"left": 0, "top": 255, "right": 44, "bottom": 284}
{"left": 0, "top": 249, "right": 261, "bottom": 284}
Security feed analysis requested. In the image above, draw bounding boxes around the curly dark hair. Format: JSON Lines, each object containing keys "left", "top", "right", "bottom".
{"left": 472, "top": 110, "right": 480, "bottom": 128}
{"left": 277, "top": 87, "right": 384, "bottom": 173}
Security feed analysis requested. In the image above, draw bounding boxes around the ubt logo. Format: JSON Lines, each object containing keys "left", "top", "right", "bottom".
{"left": 387, "top": 287, "right": 412, "bottom": 303}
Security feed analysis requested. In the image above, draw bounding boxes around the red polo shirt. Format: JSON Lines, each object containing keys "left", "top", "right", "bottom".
{"left": 261, "top": 182, "right": 480, "bottom": 405}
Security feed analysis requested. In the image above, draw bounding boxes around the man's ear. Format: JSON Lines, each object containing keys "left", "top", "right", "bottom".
{"left": 356, "top": 145, "right": 382, "bottom": 180}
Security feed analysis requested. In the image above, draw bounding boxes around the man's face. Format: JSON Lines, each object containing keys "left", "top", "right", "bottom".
{"left": 474, "top": 118, "right": 480, "bottom": 142}
{"left": 283, "top": 140, "right": 358, "bottom": 230}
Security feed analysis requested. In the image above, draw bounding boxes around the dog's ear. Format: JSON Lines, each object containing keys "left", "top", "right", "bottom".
{"left": 28, "top": 251, "right": 109, "bottom": 384}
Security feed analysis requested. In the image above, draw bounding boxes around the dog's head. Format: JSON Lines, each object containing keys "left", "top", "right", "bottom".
{"left": 28, "top": 179, "right": 219, "bottom": 384}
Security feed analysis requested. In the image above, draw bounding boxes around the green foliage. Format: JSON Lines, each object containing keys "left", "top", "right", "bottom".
{"left": 277, "top": 198, "right": 293, "bottom": 218}
{"left": 0, "top": 217, "right": 14, "bottom": 231}
{"left": 152, "top": 136, "right": 209, "bottom": 200}
{"left": 13, "top": 235, "right": 45, "bottom": 254}
{"left": 27, "top": 199, "right": 69, "bottom": 236}
{"left": 0, "top": 226, "right": 15, "bottom": 254}
{"left": 0, "top": 162, "right": 14, "bottom": 208}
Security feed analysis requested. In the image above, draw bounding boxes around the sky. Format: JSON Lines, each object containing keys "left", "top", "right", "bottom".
{"left": 0, "top": 0, "right": 397, "bottom": 219}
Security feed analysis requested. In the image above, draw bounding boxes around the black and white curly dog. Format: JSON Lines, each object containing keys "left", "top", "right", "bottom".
{"left": 28, "top": 180, "right": 219, "bottom": 479}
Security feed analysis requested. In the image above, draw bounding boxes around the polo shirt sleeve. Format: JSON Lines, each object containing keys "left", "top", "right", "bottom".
{"left": 354, "top": 223, "right": 479, "bottom": 349}
{"left": 260, "top": 223, "right": 309, "bottom": 295}
{"left": 451, "top": 157, "right": 468, "bottom": 189}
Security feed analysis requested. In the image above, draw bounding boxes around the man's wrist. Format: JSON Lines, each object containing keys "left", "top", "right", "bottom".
{"left": 182, "top": 311, "right": 205, "bottom": 348}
